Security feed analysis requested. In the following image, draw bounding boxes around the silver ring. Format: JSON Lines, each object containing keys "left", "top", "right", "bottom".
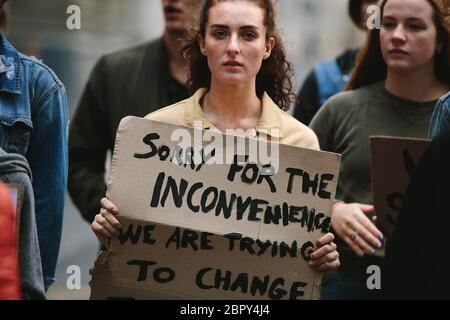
{"left": 350, "top": 230, "right": 358, "bottom": 240}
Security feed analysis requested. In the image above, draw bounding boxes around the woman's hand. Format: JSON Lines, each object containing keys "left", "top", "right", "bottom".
{"left": 308, "top": 233, "right": 340, "bottom": 272}
{"left": 91, "top": 197, "right": 122, "bottom": 247}
{"left": 331, "top": 202, "right": 384, "bottom": 257}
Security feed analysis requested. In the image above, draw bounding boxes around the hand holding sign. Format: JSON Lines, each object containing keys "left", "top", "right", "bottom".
{"left": 91, "top": 197, "right": 122, "bottom": 246}
{"left": 90, "top": 117, "right": 342, "bottom": 300}
{"left": 92, "top": 197, "right": 341, "bottom": 273}
{"left": 308, "top": 233, "right": 340, "bottom": 272}
{"left": 331, "top": 202, "right": 383, "bottom": 257}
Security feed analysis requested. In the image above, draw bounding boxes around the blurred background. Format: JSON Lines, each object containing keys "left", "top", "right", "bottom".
{"left": 4, "top": 0, "right": 364, "bottom": 299}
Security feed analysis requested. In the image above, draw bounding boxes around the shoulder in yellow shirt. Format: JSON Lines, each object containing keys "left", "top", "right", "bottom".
{"left": 145, "top": 88, "right": 320, "bottom": 150}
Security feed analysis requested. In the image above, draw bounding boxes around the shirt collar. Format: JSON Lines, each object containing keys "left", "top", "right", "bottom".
{"left": 185, "top": 88, "right": 285, "bottom": 139}
{"left": 0, "top": 34, "right": 21, "bottom": 94}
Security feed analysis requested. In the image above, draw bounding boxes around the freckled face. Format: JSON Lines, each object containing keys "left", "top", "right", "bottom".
{"left": 199, "top": 1, "right": 275, "bottom": 85}
{"left": 380, "top": 0, "right": 439, "bottom": 72}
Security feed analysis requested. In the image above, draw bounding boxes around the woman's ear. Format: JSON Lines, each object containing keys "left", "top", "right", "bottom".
{"left": 198, "top": 34, "right": 207, "bottom": 56}
{"left": 264, "top": 37, "right": 276, "bottom": 60}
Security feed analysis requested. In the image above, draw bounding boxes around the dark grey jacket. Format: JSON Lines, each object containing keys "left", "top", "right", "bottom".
{"left": 0, "top": 147, "right": 46, "bottom": 299}
{"left": 68, "top": 38, "right": 189, "bottom": 223}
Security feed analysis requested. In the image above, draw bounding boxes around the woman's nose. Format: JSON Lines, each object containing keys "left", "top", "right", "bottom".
{"left": 226, "top": 34, "right": 240, "bottom": 56}
{"left": 392, "top": 24, "right": 407, "bottom": 43}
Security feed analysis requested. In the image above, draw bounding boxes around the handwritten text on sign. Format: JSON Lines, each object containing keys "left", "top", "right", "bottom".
{"left": 90, "top": 117, "right": 340, "bottom": 300}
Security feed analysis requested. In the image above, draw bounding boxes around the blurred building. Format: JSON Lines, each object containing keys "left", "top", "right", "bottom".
{"left": 5, "top": 0, "right": 363, "bottom": 299}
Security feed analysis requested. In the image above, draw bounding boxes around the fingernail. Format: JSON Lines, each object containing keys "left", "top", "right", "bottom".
{"left": 376, "top": 242, "right": 382, "bottom": 249}
{"left": 358, "top": 252, "right": 365, "bottom": 257}
{"left": 371, "top": 249, "right": 376, "bottom": 254}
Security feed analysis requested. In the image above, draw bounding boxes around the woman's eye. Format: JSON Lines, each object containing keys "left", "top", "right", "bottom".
{"left": 242, "top": 32, "right": 256, "bottom": 40}
{"left": 408, "top": 24, "right": 423, "bottom": 31}
{"left": 213, "top": 31, "right": 227, "bottom": 39}
{"left": 382, "top": 21, "right": 395, "bottom": 29}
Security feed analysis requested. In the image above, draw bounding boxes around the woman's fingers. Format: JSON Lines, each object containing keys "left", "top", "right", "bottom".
{"left": 309, "top": 250, "right": 339, "bottom": 267}
{"left": 101, "top": 208, "right": 122, "bottom": 231}
{"left": 311, "top": 241, "right": 336, "bottom": 260}
{"left": 100, "top": 197, "right": 119, "bottom": 215}
{"left": 351, "top": 221, "right": 382, "bottom": 253}
{"left": 91, "top": 220, "right": 111, "bottom": 238}
{"left": 355, "top": 212, "right": 384, "bottom": 242}
{"left": 314, "top": 233, "right": 335, "bottom": 248}
{"left": 313, "top": 259, "right": 341, "bottom": 272}
{"left": 342, "top": 233, "right": 365, "bottom": 257}
{"left": 96, "top": 215, "right": 120, "bottom": 236}
{"left": 91, "top": 220, "right": 110, "bottom": 247}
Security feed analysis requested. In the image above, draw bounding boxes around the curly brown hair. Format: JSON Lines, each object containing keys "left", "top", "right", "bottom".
{"left": 182, "top": 0, "right": 295, "bottom": 111}
{"left": 348, "top": 0, "right": 450, "bottom": 90}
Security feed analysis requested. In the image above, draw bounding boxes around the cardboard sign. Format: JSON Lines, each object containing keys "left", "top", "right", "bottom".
{"left": 371, "top": 136, "right": 430, "bottom": 239}
{"left": 90, "top": 117, "right": 341, "bottom": 300}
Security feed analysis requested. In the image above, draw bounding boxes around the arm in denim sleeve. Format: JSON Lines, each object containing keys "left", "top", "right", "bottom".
{"left": 68, "top": 57, "right": 109, "bottom": 224}
{"left": 27, "top": 82, "right": 68, "bottom": 290}
{"left": 429, "top": 93, "right": 450, "bottom": 139}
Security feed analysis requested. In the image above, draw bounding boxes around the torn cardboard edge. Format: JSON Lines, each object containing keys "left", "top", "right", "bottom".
{"left": 91, "top": 219, "right": 322, "bottom": 300}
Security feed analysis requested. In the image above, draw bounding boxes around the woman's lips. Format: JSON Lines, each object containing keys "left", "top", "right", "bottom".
{"left": 389, "top": 48, "right": 408, "bottom": 55}
{"left": 224, "top": 61, "right": 243, "bottom": 67}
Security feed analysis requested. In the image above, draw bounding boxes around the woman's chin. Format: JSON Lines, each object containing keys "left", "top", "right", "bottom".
{"left": 215, "top": 74, "right": 253, "bottom": 86}
{"left": 386, "top": 61, "right": 414, "bottom": 72}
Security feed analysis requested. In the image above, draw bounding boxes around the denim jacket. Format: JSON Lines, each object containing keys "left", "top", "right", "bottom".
{"left": 0, "top": 34, "right": 68, "bottom": 290}
{"left": 429, "top": 91, "right": 450, "bottom": 139}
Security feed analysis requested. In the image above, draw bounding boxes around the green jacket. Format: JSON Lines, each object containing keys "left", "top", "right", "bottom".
{"left": 68, "top": 38, "right": 189, "bottom": 223}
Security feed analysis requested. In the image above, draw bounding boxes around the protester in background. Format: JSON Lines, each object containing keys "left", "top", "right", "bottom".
{"left": 69, "top": 0, "right": 195, "bottom": 224}
{"left": 310, "top": 0, "right": 450, "bottom": 299}
{"left": 92, "top": 0, "right": 341, "bottom": 275}
{"left": 383, "top": 127, "right": 450, "bottom": 299}
{"left": 0, "top": 182, "right": 21, "bottom": 300}
{"left": 293, "top": 0, "right": 378, "bottom": 125}
{"left": 429, "top": 91, "right": 450, "bottom": 138}
{"left": 0, "top": 0, "right": 68, "bottom": 291}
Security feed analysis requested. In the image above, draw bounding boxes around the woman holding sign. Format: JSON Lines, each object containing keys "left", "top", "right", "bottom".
{"left": 310, "top": 0, "right": 450, "bottom": 299}
{"left": 92, "top": 0, "right": 340, "bottom": 276}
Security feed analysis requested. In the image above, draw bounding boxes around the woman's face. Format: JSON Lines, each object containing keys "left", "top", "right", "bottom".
{"left": 380, "top": 0, "right": 440, "bottom": 73}
{"left": 199, "top": 1, "right": 275, "bottom": 86}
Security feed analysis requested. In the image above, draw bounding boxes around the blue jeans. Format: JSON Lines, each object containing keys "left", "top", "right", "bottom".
{"left": 321, "top": 271, "right": 375, "bottom": 300}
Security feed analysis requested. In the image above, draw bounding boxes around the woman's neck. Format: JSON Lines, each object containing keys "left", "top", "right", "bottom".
{"left": 385, "top": 67, "right": 449, "bottom": 102}
{"left": 202, "top": 79, "right": 262, "bottom": 132}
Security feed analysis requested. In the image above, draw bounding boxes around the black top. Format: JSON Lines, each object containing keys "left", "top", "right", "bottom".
{"left": 383, "top": 128, "right": 450, "bottom": 299}
{"left": 68, "top": 38, "right": 189, "bottom": 223}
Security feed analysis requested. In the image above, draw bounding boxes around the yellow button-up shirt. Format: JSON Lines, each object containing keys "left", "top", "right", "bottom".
{"left": 145, "top": 88, "right": 320, "bottom": 150}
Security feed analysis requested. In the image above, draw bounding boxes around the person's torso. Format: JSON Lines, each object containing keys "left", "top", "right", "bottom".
{"left": 329, "top": 82, "right": 435, "bottom": 204}
{"left": 0, "top": 38, "right": 62, "bottom": 158}
{"left": 98, "top": 39, "right": 189, "bottom": 150}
